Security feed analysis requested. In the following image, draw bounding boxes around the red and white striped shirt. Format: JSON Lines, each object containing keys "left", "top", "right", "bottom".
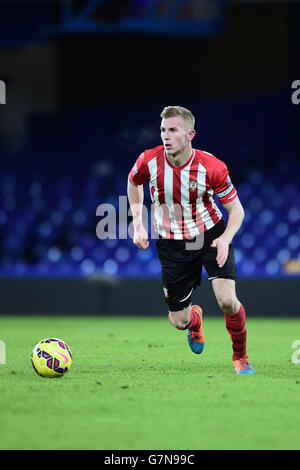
{"left": 129, "top": 145, "right": 237, "bottom": 239}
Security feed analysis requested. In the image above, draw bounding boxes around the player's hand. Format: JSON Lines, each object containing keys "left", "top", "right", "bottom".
{"left": 210, "top": 236, "right": 229, "bottom": 268}
{"left": 133, "top": 223, "right": 149, "bottom": 250}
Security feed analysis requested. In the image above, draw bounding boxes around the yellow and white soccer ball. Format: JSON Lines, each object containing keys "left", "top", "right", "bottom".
{"left": 31, "top": 338, "right": 72, "bottom": 378}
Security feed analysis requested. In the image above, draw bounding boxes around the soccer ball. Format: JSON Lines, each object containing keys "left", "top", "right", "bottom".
{"left": 31, "top": 338, "right": 72, "bottom": 378}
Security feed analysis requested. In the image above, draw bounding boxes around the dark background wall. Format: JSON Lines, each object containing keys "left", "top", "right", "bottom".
{"left": 57, "top": 3, "right": 293, "bottom": 104}
{"left": 0, "top": 278, "right": 298, "bottom": 317}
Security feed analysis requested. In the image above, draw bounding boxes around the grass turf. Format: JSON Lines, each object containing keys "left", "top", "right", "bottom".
{"left": 0, "top": 315, "right": 300, "bottom": 450}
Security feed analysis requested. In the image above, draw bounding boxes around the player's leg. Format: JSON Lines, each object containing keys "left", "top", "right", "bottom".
{"left": 164, "top": 275, "right": 205, "bottom": 355}
{"left": 168, "top": 304, "right": 192, "bottom": 330}
{"left": 156, "top": 237, "right": 205, "bottom": 354}
{"left": 165, "top": 286, "right": 200, "bottom": 331}
{"left": 211, "top": 278, "right": 254, "bottom": 374}
{"left": 203, "top": 239, "right": 255, "bottom": 374}
{"left": 211, "top": 278, "right": 245, "bottom": 355}
{"left": 211, "top": 277, "right": 240, "bottom": 315}
{"left": 167, "top": 285, "right": 200, "bottom": 329}
{"left": 168, "top": 302, "right": 205, "bottom": 355}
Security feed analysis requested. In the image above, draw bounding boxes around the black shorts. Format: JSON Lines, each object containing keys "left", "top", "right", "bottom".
{"left": 155, "top": 219, "right": 237, "bottom": 312}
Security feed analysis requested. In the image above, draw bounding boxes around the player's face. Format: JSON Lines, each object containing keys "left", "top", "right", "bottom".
{"left": 160, "top": 116, "right": 194, "bottom": 156}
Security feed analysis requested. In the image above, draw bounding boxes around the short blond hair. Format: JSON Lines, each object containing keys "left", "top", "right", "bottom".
{"left": 160, "top": 105, "right": 195, "bottom": 130}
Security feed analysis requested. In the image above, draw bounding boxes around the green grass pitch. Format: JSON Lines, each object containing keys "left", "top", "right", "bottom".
{"left": 0, "top": 315, "right": 300, "bottom": 450}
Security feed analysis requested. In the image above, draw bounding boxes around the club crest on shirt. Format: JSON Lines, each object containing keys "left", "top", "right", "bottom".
{"left": 163, "top": 287, "right": 169, "bottom": 299}
{"left": 189, "top": 180, "right": 198, "bottom": 192}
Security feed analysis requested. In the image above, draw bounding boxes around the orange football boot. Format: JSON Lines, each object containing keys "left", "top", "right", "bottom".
{"left": 187, "top": 305, "right": 205, "bottom": 354}
{"left": 233, "top": 355, "right": 255, "bottom": 374}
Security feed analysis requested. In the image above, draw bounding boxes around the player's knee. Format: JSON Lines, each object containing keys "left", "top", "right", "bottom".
{"left": 217, "top": 296, "right": 239, "bottom": 315}
{"left": 169, "top": 310, "right": 190, "bottom": 330}
{"left": 175, "top": 321, "right": 189, "bottom": 330}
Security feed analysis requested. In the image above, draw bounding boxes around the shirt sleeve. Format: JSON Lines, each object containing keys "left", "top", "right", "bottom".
{"left": 128, "top": 152, "right": 150, "bottom": 186}
{"left": 210, "top": 160, "right": 238, "bottom": 204}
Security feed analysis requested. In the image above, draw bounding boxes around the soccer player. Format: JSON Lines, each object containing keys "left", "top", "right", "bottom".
{"left": 127, "top": 106, "right": 255, "bottom": 375}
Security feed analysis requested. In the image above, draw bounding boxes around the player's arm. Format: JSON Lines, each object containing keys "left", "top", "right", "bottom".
{"left": 211, "top": 196, "right": 244, "bottom": 268}
{"left": 127, "top": 178, "right": 149, "bottom": 250}
{"left": 219, "top": 196, "right": 245, "bottom": 244}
